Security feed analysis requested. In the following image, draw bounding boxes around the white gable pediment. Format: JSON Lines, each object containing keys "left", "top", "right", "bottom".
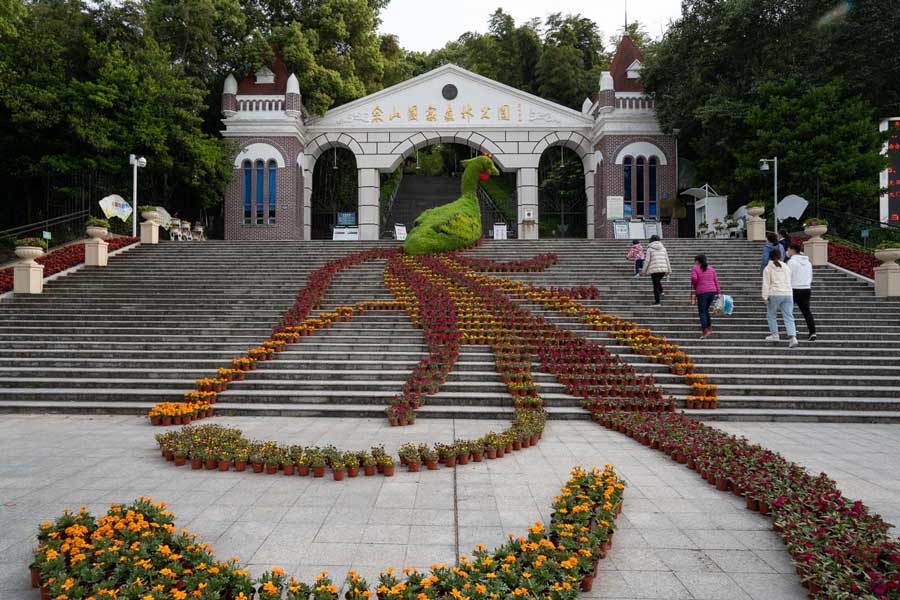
{"left": 626, "top": 60, "right": 642, "bottom": 79}
{"left": 307, "top": 64, "right": 594, "bottom": 131}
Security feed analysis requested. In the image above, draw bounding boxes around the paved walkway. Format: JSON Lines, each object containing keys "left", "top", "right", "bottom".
{"left": 1, "top": 416, "right": 897, "bottom": 599}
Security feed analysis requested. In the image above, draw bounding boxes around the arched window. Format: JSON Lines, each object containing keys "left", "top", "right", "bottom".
{"left": 623, "top": 157, "right": 633, "bottom": 219}
{"left": 242, "top": 160, "right": 252, "bottom": 224}
{"left": 648, "top": 157, "right": 658, "bottom": 218}
{"left": 255, "top": 160, "right": 265, "bottom": 225}
{"left": 636, "top": 157, "right": 645, "bottom": 216}
{"left": 267, "top": 160, "right": 277, "bottom": 224}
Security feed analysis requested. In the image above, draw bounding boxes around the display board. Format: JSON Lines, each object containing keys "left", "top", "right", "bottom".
{"left": 606, "top": 196, "right": 624, "bottom": 220}
{"left": 394, "top": 224, "right": 407, "bottom": 241}
{"left": 493, "top": 223, "right": 508, "bottom": 240}
{"left": 644, "top": 221, "right": 661, "bottom": 239}
{"left": 888, "top": 119, "right": 900, "bottom": 224}
{"left": 613, "top": 220, "right": 629, "bottom": 239}
{"left": 337, "top": 212, "right": 357, "bottom": 227}
{"left": 628, "top": 221, "right": 645, "bottom": 239}
{"left": 332, "top": 227, "right": 359, "bottom": 241}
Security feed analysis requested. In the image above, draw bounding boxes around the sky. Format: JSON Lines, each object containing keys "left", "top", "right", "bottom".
{"left": 379, "top": 0, "right": 683, "bottom": 52}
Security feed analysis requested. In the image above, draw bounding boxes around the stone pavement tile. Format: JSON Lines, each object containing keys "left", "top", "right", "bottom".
{"left": 266, "top": 524, "right": 320, "bottom": 545}
{"left": 411, "top": 509, "right": 454, "bottom": 526}
{"left": 314, "top": 525, "right": 365, "bottom": 544}
{"left": 458, "top": 526, "right": 504, "bottom": 551}
{"left": 752, "top": 549, "right": 796, "bottom": 574}
{"left": 730, "top": 573, "right": 807, "bottom": 600}
{"left": 352, "top": 543, "right": 408, "bottom": 567}
{"left": 625, "top": 511, "right": 678, "bottom": 529}
{"left": 409, "top": 525, "right": 455, "bottom": 546}
{"left": 250, "top": 542, "right": 309, "bottom": 565}
{"left": 655, "top": 548, "right": 722, "bottom": 573}
{"left": 706, "top": 549, "right": 775, "bottom": 574}
{"left": 404, "top": 544, "right": 456, "bottom": 568}
{"left": 280, "top": 505, "right": 331, "bottom": 525}
{"left": 684, "top": 529, "right": 746, "bottom": 550}
{"left": 0, "top": 560, "right": 32, "bottom": 593}
{"left": 368, "top": 508, "right": 413, "bottom": 525}
{"left": 299, "top": 543, "right": 357, "bottom": 566}
{"left": 216, "top": 520, "right": 278, "bottom": 559}
{"left": 735, "top": 529, "right": 786, "bottom": 550}
{"left": 607, "top": 547, "right": 668, "bottom": 571}
{"left": 709, "top": 511, "right": 774, "bottom": 531}
{"left": 639, "top": 528, "right": 698, "bottom": 549}
{"left": 585, "top": 570, "right": 632, "bottom": 598}
{"left": 362, "top": 524, "right": 410, "bottom": 545}
{"left": 667, "top": 512, "right": 723, "bottom": 530}
{"left": 607, "top": 528, "right": 647, "bottom": 548}
{"left": 675, "top": 572, "right": 752, "bottom": 600}
{"left": 324, "top": 506, "right": 373, "bottom": 525}
{"left": 498, "top": 508, "right": 540, "bottom": 529}
{"left": 239, "top": 505, "right": 290, "bottom": 523}
{"left": 620, "top": 570, "right": 692, "bottom": 599}
{"left": 182, "top": 518, "right": 235, "bottom": 542}
{"left": 457, "top": 509, "right": 501, "bottom": 528}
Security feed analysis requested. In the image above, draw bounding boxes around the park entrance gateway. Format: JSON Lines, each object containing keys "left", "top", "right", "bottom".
{"left": 220, "top": 36, "right": 678, "bottom": 240}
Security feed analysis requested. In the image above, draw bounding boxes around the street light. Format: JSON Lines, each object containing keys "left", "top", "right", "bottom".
{"left": 759, "top": 157, "right": 779, "bottom": 232}
{"left": 129, "top": 154, "right": 147, "bottom": 238}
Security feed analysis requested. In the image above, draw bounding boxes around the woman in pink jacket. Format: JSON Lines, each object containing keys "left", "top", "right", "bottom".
{"left": 691, "top": 254, "right": 721, "bottom": 338}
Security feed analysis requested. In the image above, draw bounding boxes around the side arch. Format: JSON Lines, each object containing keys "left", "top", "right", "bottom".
{"left": 234, "top": 142, "right": 286, "bottom": 168}
{"left": 614, "top": 141, "right": 669, "bottom": 165}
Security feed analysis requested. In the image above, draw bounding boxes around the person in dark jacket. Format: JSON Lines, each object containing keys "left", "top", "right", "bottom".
{"left": 778, "top": 230, "right": 792, "bottom": 262}
{"left": 760, "top": 232, "right": 780, "bottom": 273}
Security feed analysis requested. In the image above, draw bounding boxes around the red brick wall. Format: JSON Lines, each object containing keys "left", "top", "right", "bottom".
{"left": 593, "top": 134, "right": 679, "bottom": 238}
{"left": 225, "top": 136, "right": 304, "bottom": 240}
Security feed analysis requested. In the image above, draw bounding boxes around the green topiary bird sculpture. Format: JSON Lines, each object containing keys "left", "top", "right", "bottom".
{"left": 403, "top": 155, "right": 500, "bottom": 255}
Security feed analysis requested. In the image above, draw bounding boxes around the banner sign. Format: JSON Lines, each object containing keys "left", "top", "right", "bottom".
{"left": 99, "top": 195, "right": 133, "bottom": 221}
{"left": 337, "top": 212, "right": 357, "bottom": 226}
{"left": 887, "top": 119, "right": 900, "bottom": 223}
{"left": 394, "top": 224, "right": 407, "bottom": 241}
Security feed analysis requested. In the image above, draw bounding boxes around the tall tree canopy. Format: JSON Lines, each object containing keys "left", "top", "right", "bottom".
{"left": 641, "top": 0, "right": 898, "bottom": 214}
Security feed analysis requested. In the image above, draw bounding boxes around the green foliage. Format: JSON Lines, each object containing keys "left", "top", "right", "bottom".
{"left": 16, "top": 237, "right": 46, "bottom": 249}
{"left": 478, "top": 175, "right": 516, "bottom": 223}
{"left": 85, "top": 217, "right": 109, "bottom": 228}
{"left": 403, "top": 156, "right": 499, "bottom": 255}
{"left": 642, "top": 0, "right": 898, "bottom": 214}
{"left": 732, "top": 80, "right": 885, "bottom": 214}
{"left": 0, "top": 0, "right": 24, "bottom": 36}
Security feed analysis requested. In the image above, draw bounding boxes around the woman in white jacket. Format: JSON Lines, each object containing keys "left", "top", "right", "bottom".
{"left": 762, "top": 248, "right": 798, "bottom": 347}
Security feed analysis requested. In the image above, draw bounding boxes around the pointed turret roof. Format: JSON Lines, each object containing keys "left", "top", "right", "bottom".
{"left": 609, "top": 35, "right": 644, "bottom": 92}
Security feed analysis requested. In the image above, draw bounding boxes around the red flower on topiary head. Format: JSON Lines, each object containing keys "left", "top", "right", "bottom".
{"left": 479, "top": 172, "right": 489, "bottom": 181}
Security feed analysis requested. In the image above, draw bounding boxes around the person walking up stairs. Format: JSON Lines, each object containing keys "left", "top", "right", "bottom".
{"left": 762, "top": 248, "right": 798, "bottom": 348}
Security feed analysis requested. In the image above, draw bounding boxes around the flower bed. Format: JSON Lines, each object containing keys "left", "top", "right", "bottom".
{"left": 595, "top": 411, "right": 900, "bottom": 598}
{"left": 827, "top": 241, "right": 880, "bottom": 279}
{"left": 147, "top": 401, "right": 212, "bottom": 426}
{"left": 0, "top": 236, "right": 139, "bottom": 293}
{"left": 30, "top": 465, "right": 623, "bottom": 599}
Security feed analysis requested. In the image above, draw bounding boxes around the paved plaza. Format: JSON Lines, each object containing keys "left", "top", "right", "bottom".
{"left": 2, "top": 415, "right": 898, "bottom": 599}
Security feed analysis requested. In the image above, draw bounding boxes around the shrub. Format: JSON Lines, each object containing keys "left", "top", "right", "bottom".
{"left": 803, "top": 217, "right": 828, "bottom": 227}
{"left": 85, "top": 216, "right": 109, "bottom": 229}
{"left": 15, "top": 237, "right": 47, "bottom": 249}
{"left": 876, "top": 240, "right": 900, "bottom": 250}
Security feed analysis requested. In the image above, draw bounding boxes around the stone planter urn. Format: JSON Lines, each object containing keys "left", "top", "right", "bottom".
{"left": 875, "top": 248, "right": 900, "bottom": 265}
{"left": 141, "top": 210, "right": 161, "bottom": 223}
{"left": 803, "top": 224, "right": 828, "bottom": 240}
{"left": 15, "top": 246, "right": 44, "bottom": 262}
{"left": 86, "top": 226, "right": 108, "bottom": 240}
{"left": 746, "top": 206, "right": 765, "bottom": 218}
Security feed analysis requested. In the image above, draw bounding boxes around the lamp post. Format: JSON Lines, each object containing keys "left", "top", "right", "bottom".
{"left": 129, "top": 154, "right": 147, "bottom": 237}
{"left": 759, "top": 157, "right": 778, "bottom": 232}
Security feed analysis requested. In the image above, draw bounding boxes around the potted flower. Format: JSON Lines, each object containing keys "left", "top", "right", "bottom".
{"left": 420, "top": 444, "right": 439, "bottom": 470}
{"left": 85, "top": 216, "right": 109, "bottom": 239}
{"left": 139, "top": 205, "right": 161, "bottom": 223}
{"left": 399, "top": 443, "right": 420, "bottom": 472}
{"left": 360, "top": 452, "right": 376, "bottom": 476}
{"left": 296, "top": 452, "right": 310, "bottom": 476}
{"left": 331, "top": 457, "right": 346, "bottom": 481}
{"left": 746, "top": 200, "right": 765, "bottom": 218}
{"left": 233, "top": 445, "right": 249, "bottom": 472}
{"left": 344, "top": 452, "right": 360, "bottom": 477}
{"left": 378, "top": 454, "right": 395, "bottom": 477}
{"left": 803, "top": 217, "right": 828, "bottom": 240}
{"left": 14, "top": 237, "right": 46, "bottom": 261}
{"left": 874, "top": 241, "right": 900, "bottom": 265}
{"left": 455, "top": 441, "right": 470, "bottom": 465}
{"left": 308, "top": 450, "right": 326, "bottom": 478}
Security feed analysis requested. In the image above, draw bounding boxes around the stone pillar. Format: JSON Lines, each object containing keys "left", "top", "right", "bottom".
{"left": 14, "top": 262, "right": 43, "bottom": 294}
{"left": 804, "top": 238, "right": 828, "bottom": 266}
{"left": 300, "top": 156, "right": 314, "bottom": 240}
{"left": 140, "top": 221, "right": 159, "bottom": 244}
{"left": 874, "top": 253, "right": 900, "bottom": 297}
{"left": 747, "top": 216, "right": 766, "bottom": 241}
{"left": 358, "top": 168, "right": 380, "bottom": 240}
{"left": 85, "top": 238, "right": 109, "bottom": 266}
{"left": 517, "top": 167, "right": 539, "bottom": 240}
{"left": 583, "top": 155, "right": 595, "bottom": 240}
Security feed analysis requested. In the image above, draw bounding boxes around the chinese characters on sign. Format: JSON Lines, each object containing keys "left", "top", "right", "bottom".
{"left": 371, "top": 102, "right": 522, "bottom": 124}
{"left": 889, "top": 120, "right": 900, "bottom": 223}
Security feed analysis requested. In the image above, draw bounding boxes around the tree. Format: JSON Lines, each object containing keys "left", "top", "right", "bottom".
{"left": 733, "top": 80, "right": 886, "bottom": 215}
{"left": 641, "top": 0, "right": 899, "bottom": 207}
{"left": 609, "top": 21, "right": 654, "bottom": 52}
{"left": 0, "top": 0, "right": 232, "bottom": 209}
{"left": 0, "top": 0, "right": 23, "bottom": 36}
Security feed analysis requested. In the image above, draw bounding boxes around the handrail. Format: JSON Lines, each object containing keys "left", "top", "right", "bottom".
{"left": 0, "top": 209, "right": 90, "bottom": 239}
{"left": 380, "top": 169, "right": 404, "bottom": 237}
{"left": 476, "top": 186, "right": 517, "bottom": 238}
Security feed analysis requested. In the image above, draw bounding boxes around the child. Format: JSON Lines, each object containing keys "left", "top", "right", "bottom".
{"left": 627, "top": 240, "right": 644, "bottom": 278}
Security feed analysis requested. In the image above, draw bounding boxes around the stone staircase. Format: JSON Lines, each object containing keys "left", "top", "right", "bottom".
{"left": 1, "top": 239, "right": 898, "bottom": 422}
